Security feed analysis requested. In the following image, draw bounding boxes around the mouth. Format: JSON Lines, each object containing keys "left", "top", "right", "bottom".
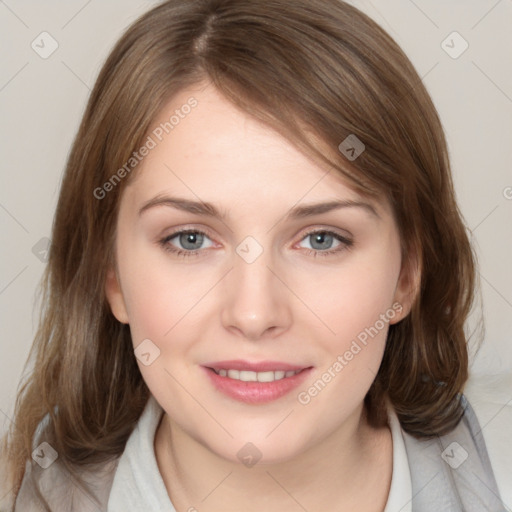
{"left": 202, "top": 360, "right": 313, "bottom": 404}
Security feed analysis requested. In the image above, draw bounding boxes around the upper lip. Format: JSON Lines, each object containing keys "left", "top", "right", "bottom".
{"left": 203, "top": 360, "right": 311, "bottom": 372}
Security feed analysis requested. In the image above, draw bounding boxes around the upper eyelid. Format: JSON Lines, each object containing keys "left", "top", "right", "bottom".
{"left": 164, "top": 226, "right": 216, "bottom": 240}
{"left": 295, "top": 226, "right": 351, "bottom": 239}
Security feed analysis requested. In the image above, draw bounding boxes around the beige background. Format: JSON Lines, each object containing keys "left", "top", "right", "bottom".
{"left": 1, "top": 0, "right": 511, "bottom": 500}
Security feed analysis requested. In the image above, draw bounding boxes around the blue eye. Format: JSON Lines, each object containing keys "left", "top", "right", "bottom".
{"left": 159, "top": 230, "right": 213, "bottom": 257}
{"left": 303, "top": 232, "right": 337, "bottom": 250}
{"left": 159, "top": 228, "right": 352, "bottom": 259}
{"left": 298, "top": 230, "right": 353, "bottom": 256}
{"left": 175, "top": 232, "right": 207, "bottom": 250}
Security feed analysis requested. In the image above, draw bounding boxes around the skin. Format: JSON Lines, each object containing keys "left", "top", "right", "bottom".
{"left": 105, "top": 82, "right": 418, "bottom": 512}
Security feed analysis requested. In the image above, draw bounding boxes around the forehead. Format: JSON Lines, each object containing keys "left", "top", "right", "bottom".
{"left": 122, "top": 83, "right": 388, "bottom": 218}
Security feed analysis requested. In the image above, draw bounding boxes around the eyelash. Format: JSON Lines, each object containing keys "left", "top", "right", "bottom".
{"left": 158, "top": 228, "right": 353, "bottom": 259}
{"left": 301, "top": 231, "right": 353, "bottom": 258}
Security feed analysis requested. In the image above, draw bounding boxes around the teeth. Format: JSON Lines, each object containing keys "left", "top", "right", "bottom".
{"left": 214, "top": 368, "right": 301, "bottom": 382}
{"left": 227, "top": 369, "right": 240, "bottom": 380}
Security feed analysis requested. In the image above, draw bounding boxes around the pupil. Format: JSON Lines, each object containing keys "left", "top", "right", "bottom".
{"left": 180, "top": 232, "right": 203, "bottom": 250}
{"left": 311, "top": 233, "right": 333, "bottom": 250}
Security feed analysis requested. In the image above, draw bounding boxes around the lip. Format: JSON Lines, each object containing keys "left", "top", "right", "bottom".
{"left": 202, "top": 363, "right": 313, "bottom": 404}
{"left": 203, "top": 359, "right": 308, "bottom": 372}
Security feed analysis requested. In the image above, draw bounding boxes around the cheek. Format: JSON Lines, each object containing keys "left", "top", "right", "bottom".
{"left": 117, "top": 238, "right": 213, "bottom": 344}
{"left": 294, "top": 263, "right": 397, "bottom": 414}
{"left": 297, "top": 254, "right": 400, "bottom": 341}
{"left": 290, "top": 245, "right": 402, "bottom": 397}
{"left": 119, "top": 267, "right": 173, "bottom": 345}
{"left": 120, "top": 259, "right": 204, "bottom": 401}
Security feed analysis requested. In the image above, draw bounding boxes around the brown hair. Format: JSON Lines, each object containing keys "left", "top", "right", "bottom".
{"left": 1, "top": 0, "right": 478, "bottom": 508}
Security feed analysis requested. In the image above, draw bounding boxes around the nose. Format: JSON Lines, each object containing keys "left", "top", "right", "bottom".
{"left": 220, "top": 249, "right": 292, "bottom": 341}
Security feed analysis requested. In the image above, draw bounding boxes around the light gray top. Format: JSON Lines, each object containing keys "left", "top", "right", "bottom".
{"left": 7, "top": 393, "right": 506, "bottom": 511}
{"left": 107, "top": 396, "right": 412, "bottom": 511}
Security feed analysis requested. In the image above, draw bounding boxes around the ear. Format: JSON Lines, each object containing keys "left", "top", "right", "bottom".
{"left": 389, "top": 247, "right": 421, "bottom": 325}
{"left": 105, "top": 265, "right": 129, "bottom": 324}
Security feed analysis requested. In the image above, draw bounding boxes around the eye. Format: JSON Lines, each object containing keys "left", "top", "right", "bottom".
{"left": 159, "top": 228, "right": 352, "bottom": 259}
{"left": 159, "top": 229, "right": 214, "bottom": 257}
{"left": 297, "top": 230, "right": 353, "bottom": 256}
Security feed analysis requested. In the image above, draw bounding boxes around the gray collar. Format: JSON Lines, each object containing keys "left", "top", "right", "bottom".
{"left": 402, "top": 395, "right": 507, "bottom": 511}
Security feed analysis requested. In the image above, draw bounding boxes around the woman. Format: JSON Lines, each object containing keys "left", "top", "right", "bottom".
{"left": 1, "top": 0, "right": 506, "bottom": 510}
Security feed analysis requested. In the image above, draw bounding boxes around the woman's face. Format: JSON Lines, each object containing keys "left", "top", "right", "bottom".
{"left": 106, "top": 82, "right": 414, "bottom": 464}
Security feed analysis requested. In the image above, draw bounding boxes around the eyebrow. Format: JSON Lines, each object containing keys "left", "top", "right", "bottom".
{"left": 138, "top": 195, "right": 380, "bottom": 220}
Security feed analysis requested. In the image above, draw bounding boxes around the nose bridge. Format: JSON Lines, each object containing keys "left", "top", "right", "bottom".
{"left": 221, "top": 242, "right": 291, "bottom": 339}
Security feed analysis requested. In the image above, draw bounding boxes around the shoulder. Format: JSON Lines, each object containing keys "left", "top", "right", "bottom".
{"left": 464, "top": 372, "right": 512, "bottom": 508}
{"left": 4, "top": 408, "right": 122, "bottom": 512}
{"left": 11, "top": 397, "right": 157, "bottom": 511}
{"left": 400, "top": 382, "right": 510, "bottom": 511}
{"left": 12, "top": 454, "right": 119, "bottom": 511}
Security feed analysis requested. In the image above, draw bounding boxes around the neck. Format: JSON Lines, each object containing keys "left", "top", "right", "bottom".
{"left": 154, "top": 402, "right": 393, "bottom": 512}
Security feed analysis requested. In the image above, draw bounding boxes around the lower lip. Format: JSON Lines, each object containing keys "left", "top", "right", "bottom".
{"left": 202, "top": 366, "right": 313, "bottom": 404}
